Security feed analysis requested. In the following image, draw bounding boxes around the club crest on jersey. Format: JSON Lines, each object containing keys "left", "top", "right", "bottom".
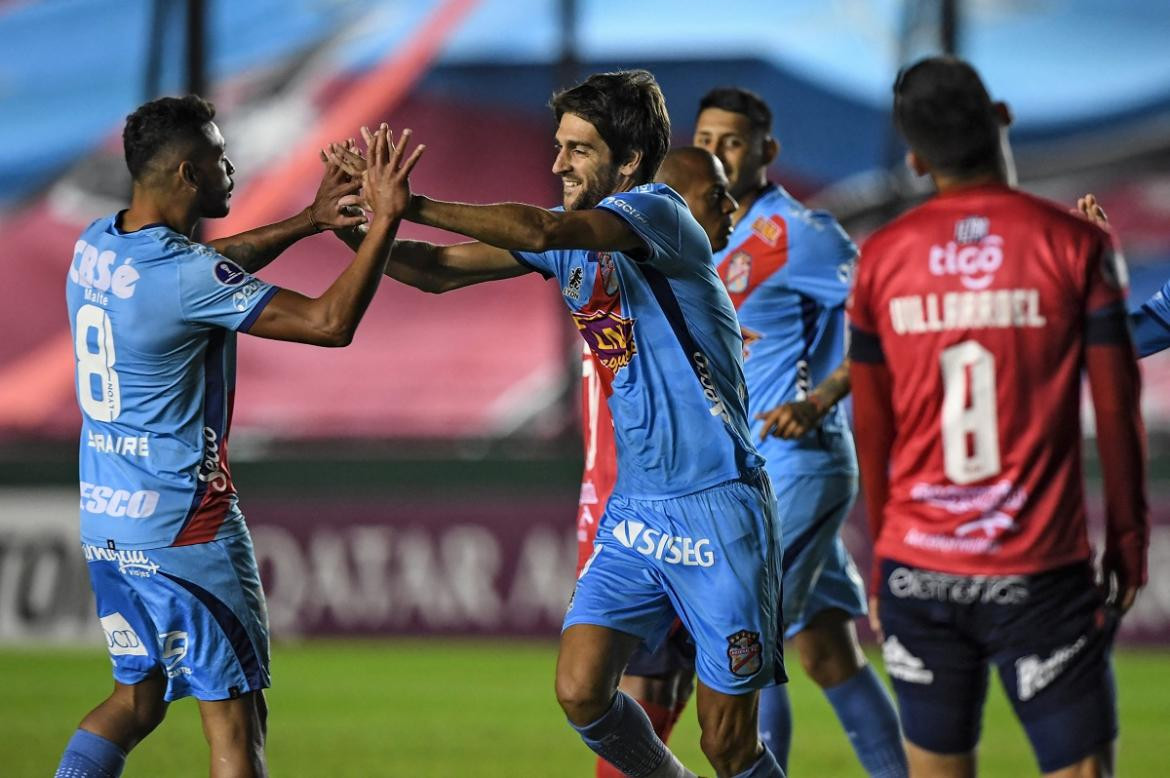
{"left": 930, "top": 216, "right": 1004, "bottom": 290}
{"left": 955, "top": 216, "right": 990, "bottom": 244}
{"left": 726, "top": 630, "right": 763, "bottom": 677}
{"left": 563, "top": 266, "right": 584, "bottom": 299}
{"left": 751, "top": 216, "right": 783, "bottom": 247}
{"left": 724, "top": 251, "right": 752, "bottom": 293}
{"left": 597, "top": 252, "right": 619, "bottom": 296}
{"left": 573, "top": 309, "right": 636, "bottom": 375}
{"left": 213, "top": 259, "right": 248, "bottom": 286}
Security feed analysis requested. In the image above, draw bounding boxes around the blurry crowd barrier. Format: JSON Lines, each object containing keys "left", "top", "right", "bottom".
{"left": 1, "top": 489, "right": 1169, "bottom": 645}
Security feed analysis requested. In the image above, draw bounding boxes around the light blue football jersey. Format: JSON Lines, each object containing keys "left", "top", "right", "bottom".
{"left": 714, "top": 184, "right": 858, "bottom": 476}
{"left": 515, "top": 184, "right": 763, "bottom": 499}
{"left": 66, "top": 213, "right": 277, "bottom": 550}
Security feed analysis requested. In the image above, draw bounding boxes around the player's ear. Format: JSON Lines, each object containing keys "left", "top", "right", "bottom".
{"left": 905, "top": 150, "right": 929, "bottom": 177}
{"left": 993, "top": 101, "right": 1013, "bottom": 128}
{"left": 762, "top": 135, "right": 779, "bottom": 166}
{"left": 618, "top": 149, "right": 643, "bottom": 179}
{"left": 178, "top": 159, "right": 199, "bottom": 191}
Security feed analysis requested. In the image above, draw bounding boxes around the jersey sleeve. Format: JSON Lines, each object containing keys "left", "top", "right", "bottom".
{"left": 510, "top": 248, "right": 576, "bottom": 286}
{"left": 785, "top": 213, "right": 858, "bottom": 307}
{"left": 1081, "top": 229, "right": 1132, "bottom": 346}
{"left": 1083, "top": 230, "right": 1127, "bottom": 312}
{"left": 176, "top": 243, "right": 279, "bottom": 332}
{"left": 596, "top": 189, "right": 685, "bottom": 269}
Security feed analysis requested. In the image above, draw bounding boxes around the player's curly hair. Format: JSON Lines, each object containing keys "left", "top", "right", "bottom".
{"left": 697, "top": 87, "right": 772, "bottom": 138}
{"left": 123, "top": 95, "right": 216, "bottom": 181}
{"left": 893, "top": 57, "right": 1000, "bottom": 178}
{"left": 550, "top": 70, "right": 670, "bottom": 184}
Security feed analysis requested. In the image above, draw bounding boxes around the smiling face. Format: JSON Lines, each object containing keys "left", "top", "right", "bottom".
{"left": 693, "top": 107, "right": 771, "bottom": 203}
{"left": 189, "top": 121, "right": 235, "bottom": 218}
{"left": 551, "top": 113, "right": 621, "bottom": 211}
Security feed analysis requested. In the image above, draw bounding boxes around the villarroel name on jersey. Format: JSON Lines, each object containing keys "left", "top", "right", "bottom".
{"left": 889, "top": 288, "right": 1046, "bottom": 336}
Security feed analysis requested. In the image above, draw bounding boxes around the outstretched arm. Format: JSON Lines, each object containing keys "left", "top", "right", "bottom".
{"left": 245, "top": 126, "right": 424, "bottom": 346}
{"left": 325, "top": 139, "right": 645, "bottom": 255}
{"left": 408, "top": 196, "right": 645, "bottom": 255}
{"left": 756, "top": 358, "right": 852, "bottom": 440}
{"left": 208, "top": 161, "right": 365, "bottom": 273}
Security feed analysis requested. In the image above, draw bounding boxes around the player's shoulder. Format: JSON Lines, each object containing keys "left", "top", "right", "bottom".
{"left": 1003, "top": 187, "right": 1103, "bottom": 233}
{"left": 600, "top": 182, "right": 686, "bottom": 216}
{"left": 765, "top": 185, "right": 845, "bottom": 232}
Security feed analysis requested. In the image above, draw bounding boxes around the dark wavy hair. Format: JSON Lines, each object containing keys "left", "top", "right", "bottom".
{"left": 893, "top": 57, "right": 1000, "bottom": 178}
{"left": 550, "top": 70, "right": 671, "bottom": 184}
{"left": 123, "top": 95, "right": 216, "bottom": 181}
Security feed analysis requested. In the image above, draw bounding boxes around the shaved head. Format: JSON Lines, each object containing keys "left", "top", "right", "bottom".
{"left": 655, "top": 146, "right": 737, "bottom": 251}
{"left": 656, "top": 146, "right": 722, "bottom": 193}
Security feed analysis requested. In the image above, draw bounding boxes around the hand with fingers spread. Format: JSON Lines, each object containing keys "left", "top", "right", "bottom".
{"left": 1075, "top": 193, "right": 1109, "bottom": 227}
{"left": 361, "top": 124, "right": 425, "bottom": 223}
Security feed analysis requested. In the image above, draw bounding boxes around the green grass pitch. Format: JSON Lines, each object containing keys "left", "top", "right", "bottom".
{"left": 3, "top": 641, "right": 1164, "bottom": 776}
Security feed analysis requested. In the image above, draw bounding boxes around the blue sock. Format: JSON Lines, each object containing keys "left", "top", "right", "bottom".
{"left": 824, "top": 666, "right": 908, "bottom": 778}
{"left": 570, "top": 691, "right": 692, "bottom": 777}
{"left": 757, "top": 683, "right": 793, "bottom": 772}
{"left": 731, "top": 744, "right": 786, "bottom": 778}
{"left": 55, "top": 729, "right": 126, "bottom": 778}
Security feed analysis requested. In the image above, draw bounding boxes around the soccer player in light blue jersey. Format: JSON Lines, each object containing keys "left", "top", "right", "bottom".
{"left": 330, "top": 69, "right": 786, "bottom": 778}
{"left": 57, "top": 97, "right": 422, "bottom": 778}
{"left": 695, "top": 87, "right": 908, "bottom": 778}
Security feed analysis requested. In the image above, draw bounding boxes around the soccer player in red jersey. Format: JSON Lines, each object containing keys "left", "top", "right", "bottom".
{"left": 849, "top": 57, "right": 1148, "bottom": 778}
{"left": 580, "top": 147, "right": 738, "bottom": 778}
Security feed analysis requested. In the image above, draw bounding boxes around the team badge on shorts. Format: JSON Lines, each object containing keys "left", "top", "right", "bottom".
{"left": 726, "top": 629, "right": 762, "bottom": 677}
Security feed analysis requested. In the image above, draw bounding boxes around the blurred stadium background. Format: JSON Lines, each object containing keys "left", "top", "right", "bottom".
{"left": 2, "top": 0, "right": 1169, "bottom": 774}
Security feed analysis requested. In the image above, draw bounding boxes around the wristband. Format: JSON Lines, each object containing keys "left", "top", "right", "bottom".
{"left": 305, "top": 206, "right": 322, "bottom": 234}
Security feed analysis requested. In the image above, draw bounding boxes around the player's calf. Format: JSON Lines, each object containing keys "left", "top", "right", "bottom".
{"left": 198, "top": 691, "right": 268, "bottom": 778}
{"left": 696, "top": 684, "right": 784, "bottom": 778}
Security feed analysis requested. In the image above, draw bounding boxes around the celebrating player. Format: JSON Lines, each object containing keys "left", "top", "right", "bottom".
{"left": 331, "top": 70, "right": 786, "bottom": 778}
{"left": 57, "top": 97, "right": 421, "bottom": 778}
{"left": 850, "top": 58, "right": 1148, "bottom": 777}
{"left": 578, "top": 145, "right": 738, "bottom": 778}
{"left": 694, "top": 87, "right": 907, "bottom": 777}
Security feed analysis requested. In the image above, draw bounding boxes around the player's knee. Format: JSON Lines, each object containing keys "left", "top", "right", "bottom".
{"left": 133, "top": 698, "right": 168, "bottom": 737}
{"left": 555, "top": 672, "right": 613, "bottom": 726}
{"left": 794, "top": 617, "right": 864, "bottom": 688}
{"left": 111, "top": 685, "right": 168, "bottom": 739}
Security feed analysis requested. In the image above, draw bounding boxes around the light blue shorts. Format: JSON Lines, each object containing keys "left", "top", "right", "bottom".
{"left": 84, "top": 529, "right": 270, "bottom": 702}
{"left": 771, "top": 473, "right": 867, "bottom": 639}
{"left": 566, "top": 470, "right": 786, "bottom": 695}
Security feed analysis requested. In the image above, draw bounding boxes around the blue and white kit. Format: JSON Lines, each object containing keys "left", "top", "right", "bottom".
{"left": 714, "top": 183, "right": 867, "bottom": 638}
{"left": 515, "top": 184, "right": 784, "bottom": 693}
{"left": 67, "top": 213, "right": 277, "bottom": 700}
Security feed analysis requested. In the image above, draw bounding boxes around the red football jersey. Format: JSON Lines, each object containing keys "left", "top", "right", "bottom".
{"left": 576, "top": 343, "right": 618, "bottom": 574}
{"left": 850, "top": 184, "right": 1126, "bottom": 576}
